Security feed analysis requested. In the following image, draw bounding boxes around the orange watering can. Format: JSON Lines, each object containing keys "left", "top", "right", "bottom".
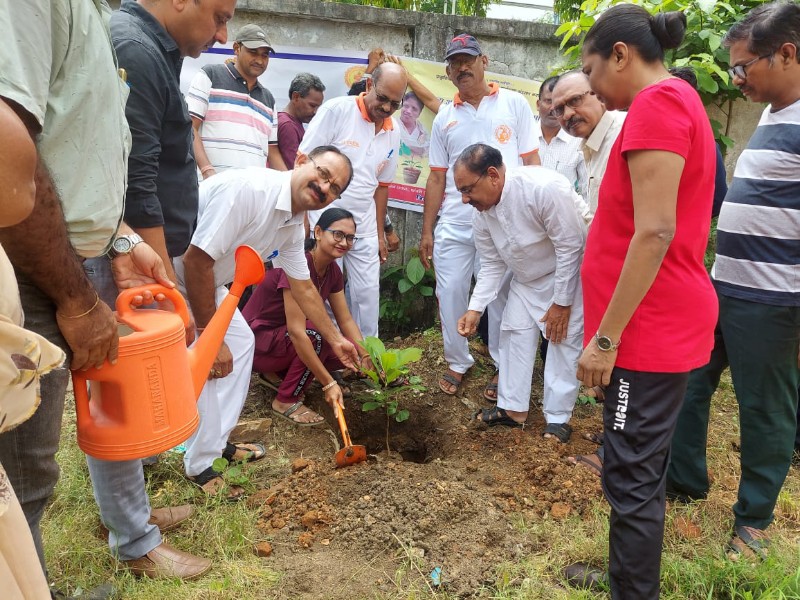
{"left": 72, "top": 245, "right": 265, "bottom": 461}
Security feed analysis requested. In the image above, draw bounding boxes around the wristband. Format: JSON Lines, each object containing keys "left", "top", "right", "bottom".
{"left": 200, "top": 165, "right": 215, "bottom": 175}
{"left": 321, "top": 380, "right": 338, "bottom": 392}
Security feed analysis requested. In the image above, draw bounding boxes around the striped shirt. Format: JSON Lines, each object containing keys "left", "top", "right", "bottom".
{"left": 715, "top": 100, "right": 800, "bottom": 306}
{"left": 539, "top": 128, "right": 588, "bottom": 198}
{"left": 186, "top": 62, "right": 277, "bottom": 172}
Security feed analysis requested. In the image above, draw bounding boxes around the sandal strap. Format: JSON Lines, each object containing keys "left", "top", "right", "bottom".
{"left": 281, "top": 401, "right": 305, "bottom": 418}
{"left": 440, "top": 372, "right": 462, "bottom": 386}
{"left": 189, "top": 466, "right": 222, "bottom": 487}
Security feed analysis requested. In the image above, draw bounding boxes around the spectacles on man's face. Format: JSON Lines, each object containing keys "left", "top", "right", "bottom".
{"left": 447, "top": 54, "right": 480, "bottom": 69}
{"left": 324, "top": 229, "right": 356, "bottom": 245}
{"left": 728, "top": 53, "right": 773, "bottom": 80}
{"left": 551, "top": 90, "right": 595, "bottom": 118}
{"left": 457, "top": 171, "right": 486, "bottom": 195}
{"left": 308, "top": 156, "right": 343, "bottom": 199}
{"left": 373, "top": 88, "right": 403, "bottom": 112}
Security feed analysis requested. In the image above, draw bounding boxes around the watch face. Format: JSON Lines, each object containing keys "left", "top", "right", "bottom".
{"left": 597, "top": 335, "right": 613, "bottom": 351}
{"left": 113, "top": 237, "right": 133, "bottom": 253}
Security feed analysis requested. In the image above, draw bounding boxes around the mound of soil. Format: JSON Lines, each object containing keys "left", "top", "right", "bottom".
{"left": 239, "top": 333, "right": 604, "bottom": 598}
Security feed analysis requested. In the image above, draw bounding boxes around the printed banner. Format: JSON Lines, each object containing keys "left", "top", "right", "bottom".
{"left": 181, "top": 47, "right": 541, "bottom": 213}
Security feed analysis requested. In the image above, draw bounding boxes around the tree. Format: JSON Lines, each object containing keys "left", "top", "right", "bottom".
{"left": 554, "top": 0, "right": 769, "bottom": 150}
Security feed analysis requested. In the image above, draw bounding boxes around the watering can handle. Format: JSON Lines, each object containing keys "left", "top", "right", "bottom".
{"left": 115, "top": 285, "right": 191, "bottom": 329}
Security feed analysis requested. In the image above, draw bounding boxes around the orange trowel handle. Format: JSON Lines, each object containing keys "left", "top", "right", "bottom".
{"left": 116, "top": 285, "right": 191, "bottom": 329}
{"left": 335, "top": 406, "right": 354, "bottom": 448}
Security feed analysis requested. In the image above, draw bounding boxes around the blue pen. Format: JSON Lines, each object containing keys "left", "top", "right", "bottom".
{"left": 266, "top": 250, "right": 279, "bottom": 261}
{"left": 387, "top": 149, "right": 394, "bottom": 159}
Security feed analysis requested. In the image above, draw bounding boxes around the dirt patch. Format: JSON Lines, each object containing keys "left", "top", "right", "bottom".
{"left": 240, "top": 333, "right": 604, "bottom": 598}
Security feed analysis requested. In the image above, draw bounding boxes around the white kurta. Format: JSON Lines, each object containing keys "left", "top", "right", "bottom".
{"left": 174, "top": 168, "right": 309, "bottom": 476}
{"left": 429, "top": 85, "right": 540, "bottom": 373}
{"left": 469, "top": 166, "right": 586, "bottom": 422}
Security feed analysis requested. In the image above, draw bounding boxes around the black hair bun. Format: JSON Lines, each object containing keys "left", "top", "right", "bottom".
{"left": 651, "top": 11, "right": 687, "bottom": 49}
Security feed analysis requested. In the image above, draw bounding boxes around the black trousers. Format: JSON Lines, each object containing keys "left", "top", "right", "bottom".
{"left": 602, "top": 367, "right": 689, "bottom": 600}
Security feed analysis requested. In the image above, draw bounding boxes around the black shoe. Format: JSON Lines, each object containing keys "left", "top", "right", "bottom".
{"left": 563, "top": 562, "right": 608, "bottom": 591}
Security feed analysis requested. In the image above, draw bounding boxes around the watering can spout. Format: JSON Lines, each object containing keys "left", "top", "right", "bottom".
{"left": 188, "top": 245, "right": 265, "bottom": 397}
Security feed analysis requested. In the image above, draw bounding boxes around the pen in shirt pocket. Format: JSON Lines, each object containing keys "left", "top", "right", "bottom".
{"left": 265, "top": 249, "right": 279, "bottom": 269}
{"left": 387, "top": 149, "right": 394, "bottom": 159}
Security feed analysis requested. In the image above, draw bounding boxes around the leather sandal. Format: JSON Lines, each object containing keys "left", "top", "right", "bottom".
{"left": 563, "top": 562, "right": 608, "bottom": 590}
{"left": 222, "top": 442, "right": 266, "bottom": 463}
{"left": 438, "top": 371, "right": 463, "bottom": 396}
{"left": 543, "top": 422, "right": 573, "bottom": 443}
{"left": 474, "top": 405, "right": 524, "bottom": 429}
{"left": 727, "top": 525, "right": 770, "bottom": 561}
{"left": 483, "top": 369, "right": 499, "bottom": 402}
{"left": 567, "top": 452, "right": 603, "bottom": 477}
{"left": 271, "top": 400, "right": 325, "bottom": 427}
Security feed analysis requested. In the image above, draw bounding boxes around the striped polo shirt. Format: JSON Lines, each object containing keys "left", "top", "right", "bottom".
{"left": 186, "top": 62, "right": 277, "bottom": 172}
{"left": 715, "top": 100, "right": 800, "bottom": 306}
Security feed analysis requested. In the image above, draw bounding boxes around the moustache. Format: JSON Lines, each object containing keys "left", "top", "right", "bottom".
{"left": 566, "top": 116, "right": 583, "bottom": 131}
{"left": 308, "top": 181, "right": 326, "bottom": 204}
{"left": 457, "top": 72, "right": 472, "bottom": 81}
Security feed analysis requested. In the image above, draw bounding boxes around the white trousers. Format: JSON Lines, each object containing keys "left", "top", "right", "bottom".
{"left": 433, "top": 220, "right": 506, "bottom": 374}
{"left": 339, "top": 235, "right": 380, "bottom": 338}
{"left": 184, "top": 287, "right": 255, "bottom": 476}
{"left": 498, "top": 277, "right": 583, "bottom": 424}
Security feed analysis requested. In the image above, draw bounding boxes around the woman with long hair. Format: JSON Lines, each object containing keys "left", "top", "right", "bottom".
{"left": 242, "top": 208, "right": 371, "bottom": 425}
{"left": 566, "top": 4, "right": 717, "bottom": 597}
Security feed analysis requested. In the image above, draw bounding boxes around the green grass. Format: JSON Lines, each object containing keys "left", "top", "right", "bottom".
{"left": 42, "top": 368, "right": 800, "bottom": 599}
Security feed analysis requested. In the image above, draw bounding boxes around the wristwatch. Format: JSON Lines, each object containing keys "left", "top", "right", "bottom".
{"left": 595, "top": 332, "right": 621, "bottom": 352}
{"left": 108, "top": 233, "right": 144, "bottom": 259}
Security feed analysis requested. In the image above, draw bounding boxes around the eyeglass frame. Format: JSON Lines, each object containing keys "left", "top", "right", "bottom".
{"left": 308, "top": 155, "right": 343, "bottom": 200}
{"left": 728, "top": 52, "right": 774, "bottom": 80}
{"left": 373, "top": 87, "right": 403, "bottom": 111}
{"left": 550, "top": 90, "right": 595, "bottom": 118}
{"left": 456, "top": 171, "right": 487, "bottom": 195}
{"left": 324, "top": 229, "right": 357, "bottom": 245}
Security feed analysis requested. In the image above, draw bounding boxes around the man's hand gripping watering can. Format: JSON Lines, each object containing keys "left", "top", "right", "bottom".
{"left": 72, "top": 246, "right": 264, "bottom": 461}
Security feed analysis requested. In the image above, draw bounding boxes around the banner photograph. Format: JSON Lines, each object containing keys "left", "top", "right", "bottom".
{"left": 181, "top": 46, "right": 542, "bottom": 213}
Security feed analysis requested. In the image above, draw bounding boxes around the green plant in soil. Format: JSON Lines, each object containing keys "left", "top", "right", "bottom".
{"left": 211, "top": 457, "right": 251, "bottom": 488}
{"left": 379, "top": 253, "right": 435, "bottom": 334}
{"left": 358, "top": 336, "right": 425, "bottom": 454}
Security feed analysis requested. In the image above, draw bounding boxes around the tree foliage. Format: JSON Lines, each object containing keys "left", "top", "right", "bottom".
{"left": 554, "top": 0, "right": 769, "bottom": 150}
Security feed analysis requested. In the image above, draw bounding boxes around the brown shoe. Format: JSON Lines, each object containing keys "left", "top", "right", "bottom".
{"left": 122, "top": 541, "right": 212, "bottom": 580}
{"left": 97, "top": 505, "right": 195, "bottom": 540}
{"left": 148, "top": 504, "right": 194, "bottom": 532}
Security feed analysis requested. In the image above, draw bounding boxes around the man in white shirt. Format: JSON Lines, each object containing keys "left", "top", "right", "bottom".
{"left": 298, "top": 63, "right": 406, "bottom": 338}
{"left": 537, "top": 75, "right": 590, "bottom": 222}
{"left": 550, "top": 71, "right": 625, "bottom": 220}
{"left": 175, "top": 146, "right": 359, "bottom": 498}
{"left": 419, "top": 33, "right": 540, "bottom": 398}
{"left": 456, "top": 144, "right": 586, "bottom": 438}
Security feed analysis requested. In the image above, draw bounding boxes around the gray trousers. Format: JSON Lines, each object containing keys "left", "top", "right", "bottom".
{"left": 83, "top": 256, "right": 161, "bottom": 560}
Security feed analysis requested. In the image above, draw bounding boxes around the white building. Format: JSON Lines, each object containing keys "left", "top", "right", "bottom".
{"left": 487, "top": 0, "right": 556, "bottom": 22}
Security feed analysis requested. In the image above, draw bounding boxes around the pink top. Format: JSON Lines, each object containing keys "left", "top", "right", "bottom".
{"left": 581, "top": 79, "right": 718, "bottom": 372}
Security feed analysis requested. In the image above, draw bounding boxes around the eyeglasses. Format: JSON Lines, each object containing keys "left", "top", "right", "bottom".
{"left": 447, "top": 54, "right": 480, "bottom": 69}
{"left": 324, "top": 229, "right": 356, "bottom": 245}
{"left": 551, "top": 90, "right": 595, "bottom": 118}
{"left": 728, "top": 53, "right": 773, "bottom": 80}
{"left": 457, "top": 171, "right": 486, "bottom": 195}
{"left": 373, "top": 88, "right": 403, "bottom": 111}
{"left": 309, "top": 156, "right": 343, "bottom": 199}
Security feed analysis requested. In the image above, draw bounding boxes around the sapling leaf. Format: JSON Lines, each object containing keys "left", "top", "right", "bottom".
{"left": 396, "top": 409, "right": 410, "bottom": 422}
{"left": 362, "top": 401, "right": 382, "bottom": 412}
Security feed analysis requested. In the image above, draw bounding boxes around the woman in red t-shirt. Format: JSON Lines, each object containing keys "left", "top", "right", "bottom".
{"left": 564, "top": 4, "right": 718, "bottom": 598}
{"left": 242, "top": 208, "right": 371, "bottom": 426}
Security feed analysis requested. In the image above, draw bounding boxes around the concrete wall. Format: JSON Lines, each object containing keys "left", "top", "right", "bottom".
{"left": 109, "top": 0, "right": 761, "bottom": 263}
{"left": 234, "top": 0, "right": 566, "bottom": 266}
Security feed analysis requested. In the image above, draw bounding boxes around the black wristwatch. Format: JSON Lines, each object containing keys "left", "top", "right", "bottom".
{"left": 107, "top": 233, "right": 144, "bottom": 259}
{"left": 595, "top": 332, "right": 621, "bottom": 352}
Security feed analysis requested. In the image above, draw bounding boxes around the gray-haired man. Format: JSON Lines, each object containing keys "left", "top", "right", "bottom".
{"left": 278, "top": 73, "right": 326, "bottom": 167}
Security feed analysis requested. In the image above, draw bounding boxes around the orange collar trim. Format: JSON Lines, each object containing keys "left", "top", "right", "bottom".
{"left": 453, "top": 82, "right": 500, "bottom": 106}
{"left": 355, "top": 93, "right": 394, "bottom": 131}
